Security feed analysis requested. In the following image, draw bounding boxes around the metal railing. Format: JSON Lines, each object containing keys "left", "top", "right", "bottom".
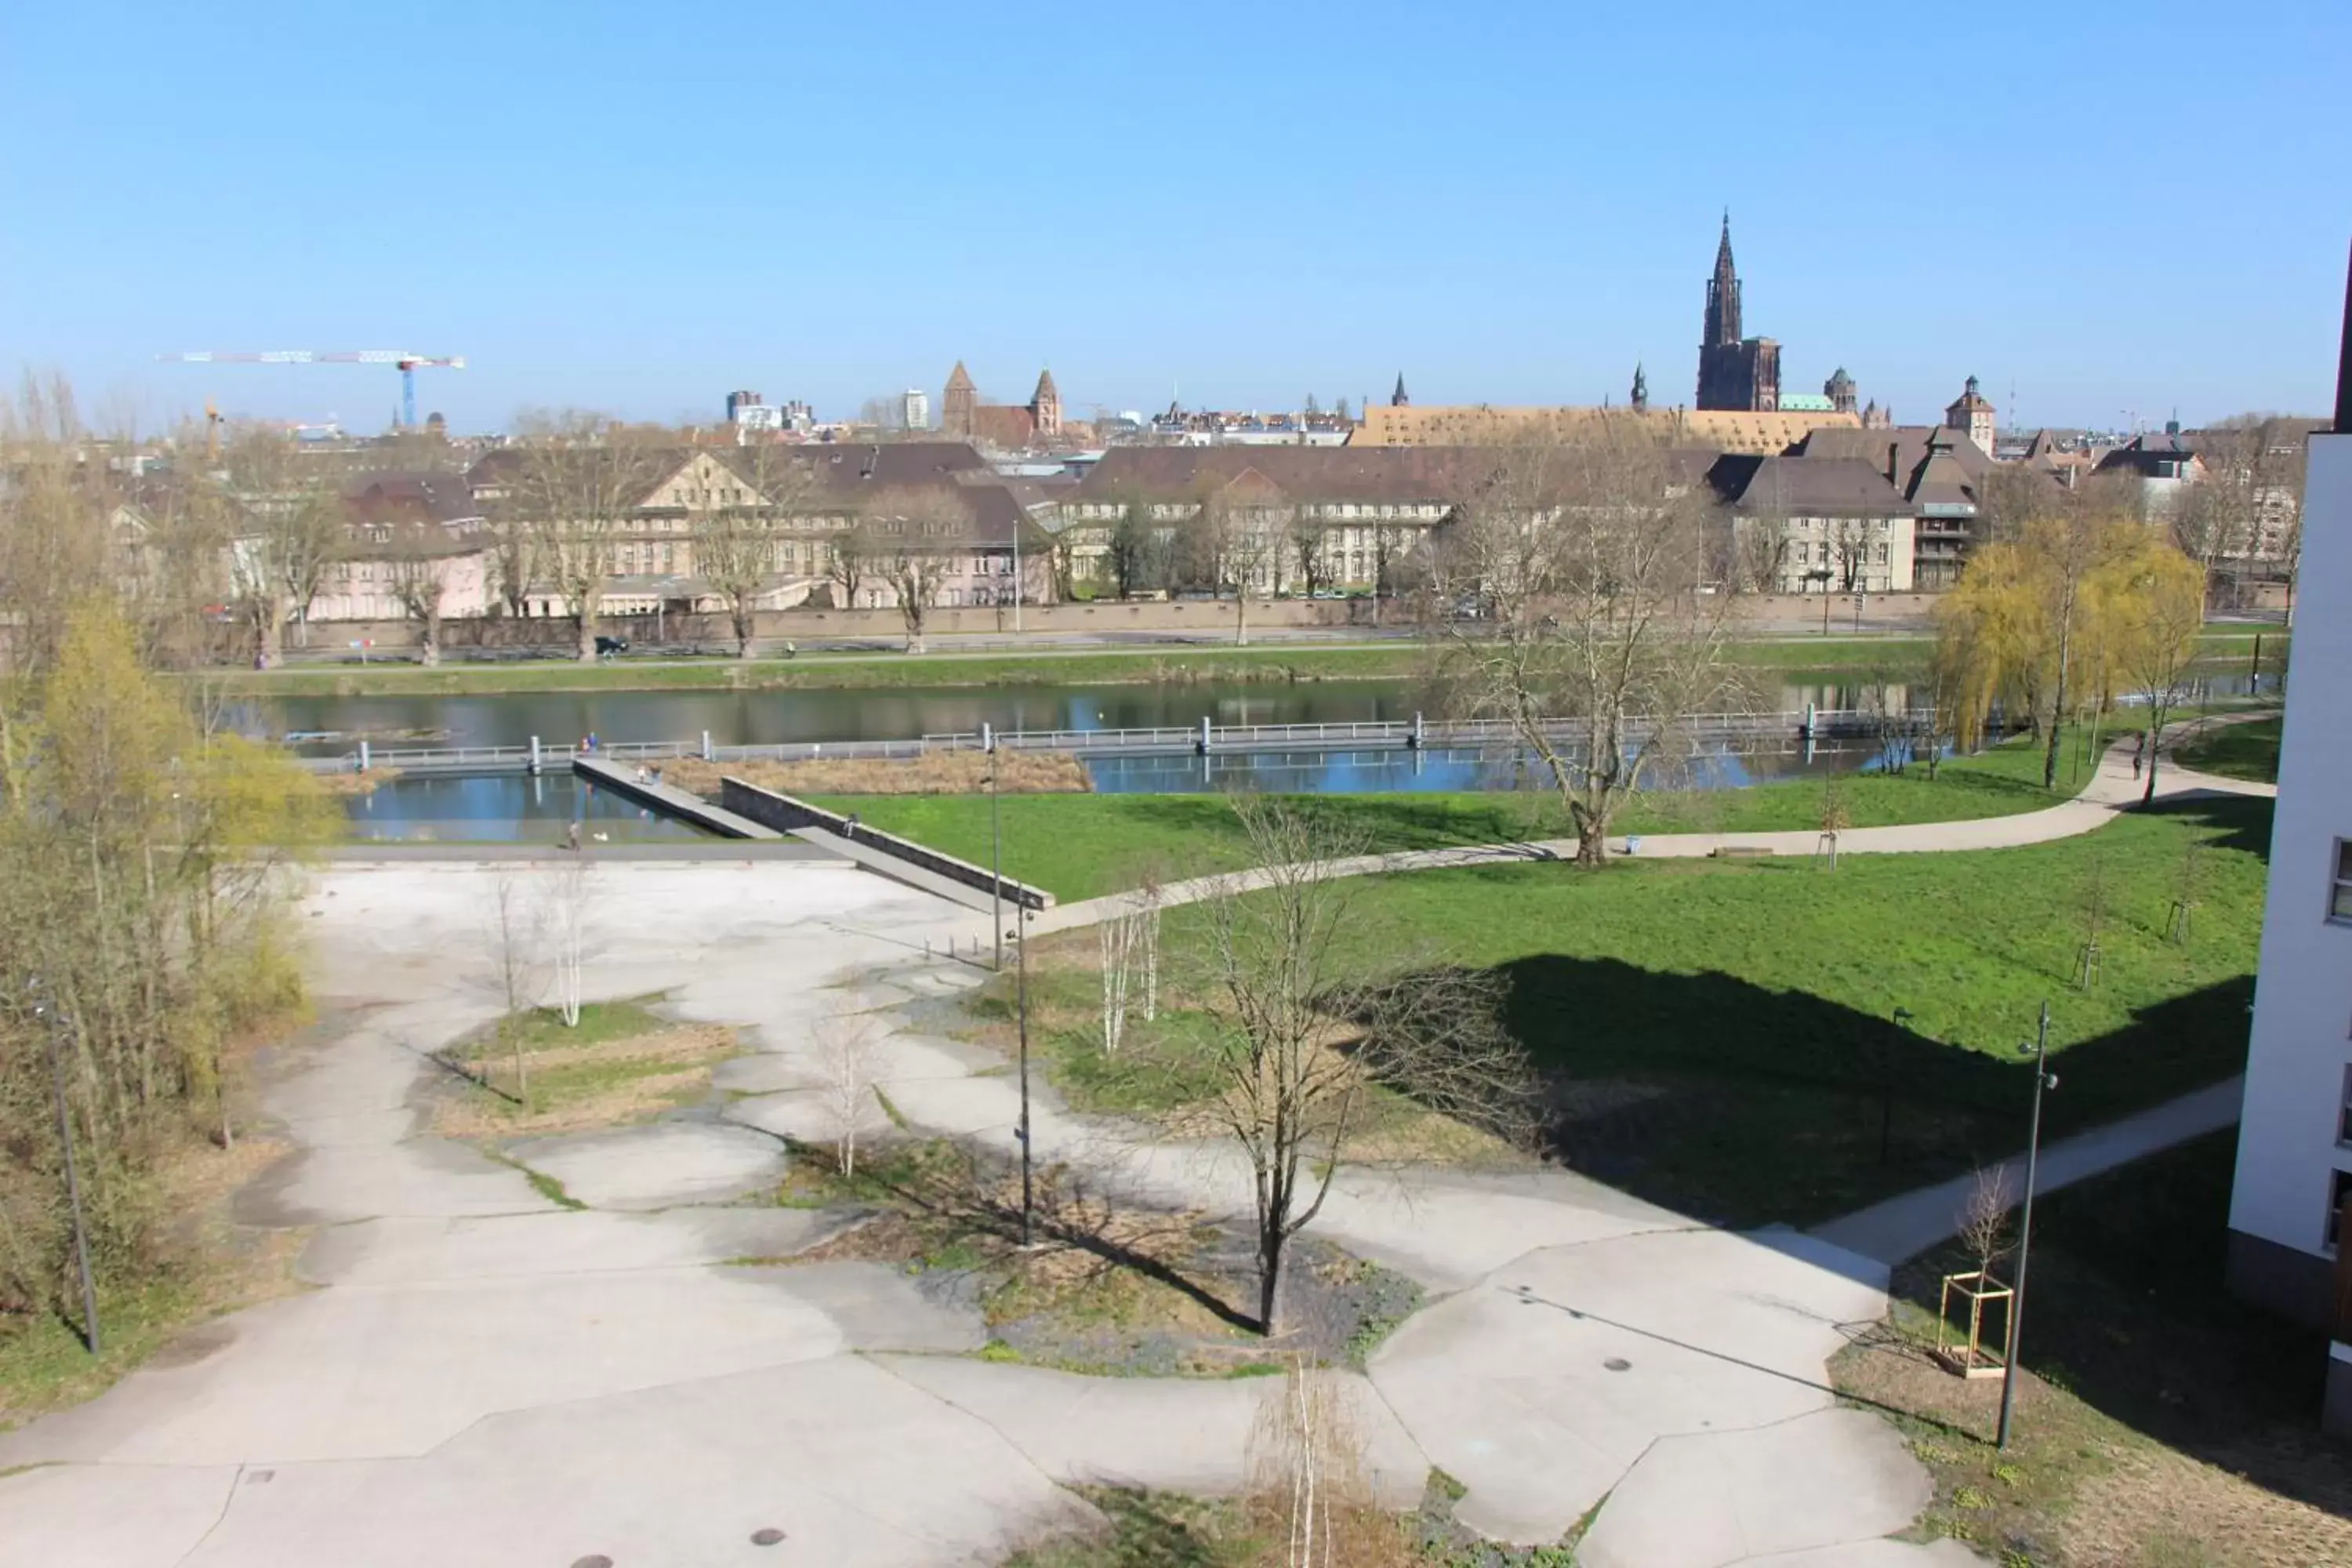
{"left": 310, "top": 706, "right": 1940, "bottom": 775}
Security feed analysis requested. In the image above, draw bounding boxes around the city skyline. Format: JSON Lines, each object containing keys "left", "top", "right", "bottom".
{"left": 4, "top": 2, "right": 2347, "bottom": 434}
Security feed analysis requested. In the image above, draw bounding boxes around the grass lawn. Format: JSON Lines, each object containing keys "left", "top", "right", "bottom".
{"left": 435, "top": 996, "right": 739, "bottom": 1137}
{"left": 811, "top": 732, "right": 2094, "bottom": 902}
{"left": 2175, "top": 716, "right": 2281, "bottom": 784}
{"left": 1003, "top": 793, "right": 2267, "bottom": 1227}
{"left": 1836, "top": 1130, "right": 2351, "bottom": 1565}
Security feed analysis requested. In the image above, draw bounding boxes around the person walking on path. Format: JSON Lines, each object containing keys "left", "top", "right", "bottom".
{"left": 2132, "top": 731, "right": 2146, "bottom": 780}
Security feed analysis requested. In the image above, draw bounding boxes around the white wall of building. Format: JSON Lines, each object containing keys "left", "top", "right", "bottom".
{"left": 2229, "top": 433, "right": 2351, "bottom": 1342}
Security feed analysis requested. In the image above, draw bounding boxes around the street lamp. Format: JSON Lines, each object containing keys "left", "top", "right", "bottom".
{"left": 1997, "top": 1000, "right": 2057, "bottom": 1450}
{"left": 1007, "top": 906, "right": 1036, "bottom": 1248}
{"left": 989, "top": 730, "right": 1004, "bottom": 973}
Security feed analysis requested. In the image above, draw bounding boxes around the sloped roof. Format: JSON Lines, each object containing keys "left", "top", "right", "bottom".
{"left": 1351, "top": 404, "right": 1860, "bottom": 456}
{"left": 343, "top": 469, "right": 481, "bottom": 525}
{"left": 945, "top": 361, "right": 975, "bottom": 391}
{"left": 1707, "top": 454, "right": 1911, "bottom": 515}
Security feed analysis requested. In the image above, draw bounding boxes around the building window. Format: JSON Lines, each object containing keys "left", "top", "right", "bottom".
{"left": 2330, "top": 1168, "right": 2352, "bottom": 1249}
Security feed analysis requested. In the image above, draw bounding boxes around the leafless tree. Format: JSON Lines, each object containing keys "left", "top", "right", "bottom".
{"left": 1246, "top": 1362, "right": 1413, "bottom": 1568}
{"left": 1098, "top": 887, "right": 1162, "bottom": 1057}
{"left": 384, "top": 519, "right": 459, "bottom": 666}
{"left": 688, "top": 443, "right": 821, "bottom": 657}
{"left": 498, "top": 412, "right": 673, "bottom": 661}
{"left": 1287, "top": 513, "right": 1332, "bottom": 601}
{"left": 485, "top": 871, "right": 550, "bottom": 1099}
{"left": 815, "top": 1011, "right": 887, "bottom": 1178}
{"left": 1189, "top": 487, "right": 1281, "bottom": 646}
{"left": 1191, "top": 797, "right": 1541, "bottom": 1332}
{"left": 543, "top": 854, "right": 594, "bottom": 1028}
{"left": 824, "top": 517, "right": 880, "bottom": 610}
{"left": 873, "top": 487, "right": 965, "bottom": 654}
{"left": 1425, "top": 429, "right": 1744, "bottom": 865}
{"left": 1957, "top": 1165, "right": 2015, "bottom": 1283}
{"left": 219, "top": 430, "right": 348, "bottom": 666}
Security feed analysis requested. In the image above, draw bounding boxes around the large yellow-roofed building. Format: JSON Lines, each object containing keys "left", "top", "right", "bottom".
{"left": 1348, "top": 403, "right": 1861, "bottom": 455}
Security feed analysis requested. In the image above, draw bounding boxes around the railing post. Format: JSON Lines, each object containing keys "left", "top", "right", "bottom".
{"left": 529, "top": 735, "right": 542, "bottom": 776}
{"left": 357, "top": 740, "right": 369, "bottom": 773}
{"left": 982, "top": 721, "right": 993, "bottom": 755}
{"left": 1410, "top": 711, "right": 1425, "bottom": 750}
{"left": 702, "top": 730, "right": 713, "bottom": 762}
{"left": 1802, "top": 701, "right": 1817, "bottom": 738}
{"left": 1198, "top": 715, "right": 1212, "bottom": 756}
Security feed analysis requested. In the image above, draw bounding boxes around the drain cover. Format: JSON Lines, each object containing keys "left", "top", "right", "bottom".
{"left": 750, "top": 1527, "right": 786, "bottom": 1546}
{"left": 1603, "top": 1357, "right": 1632, "bottom": 1372}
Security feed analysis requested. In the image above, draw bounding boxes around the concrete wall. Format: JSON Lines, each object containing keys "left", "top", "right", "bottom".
{"left": 2227, "top": 433, "right": 2351, "bottom": 1350}
{"left": 720, "top": 778, "right": 1055, "bottom": 909}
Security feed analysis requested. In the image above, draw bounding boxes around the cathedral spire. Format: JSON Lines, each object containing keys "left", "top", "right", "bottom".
{"left": 1390, "top": 372, "right": 1409, "bottom": 408}
{"left": 1704, "top": 213, "right": 1742, "bottom": 347}
{"left": 1631, "top": 362, "right": 1649, "bottom": 414}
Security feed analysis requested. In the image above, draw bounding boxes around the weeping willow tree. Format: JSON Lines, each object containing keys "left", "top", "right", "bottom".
{"left": 0, "top": 599, "right": 336, "bottom": 1331}
{"left": 1933, "top": 490, "right": 2193, "bottom": 788}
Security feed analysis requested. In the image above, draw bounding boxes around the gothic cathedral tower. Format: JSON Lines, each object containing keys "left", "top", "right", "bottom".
{"left": 1694, "top": 215, "right": 1780, "bottom": 412}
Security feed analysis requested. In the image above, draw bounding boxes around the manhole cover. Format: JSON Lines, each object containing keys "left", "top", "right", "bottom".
{"left": 1603, "top": 1357, "right": 1632, "bottom": 1372}
{"left": 572, "top": 1556, "right": 614, "bottom": 1568}
{"left": 750, "top": 1527, "right": 786, "bottom": 1546}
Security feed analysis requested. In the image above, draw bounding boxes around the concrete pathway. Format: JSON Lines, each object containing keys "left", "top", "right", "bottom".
{"left": 1811, "top": 1076, "right": 2245, "bottom": 1266}
{"left": 0, "top": 858, "right": 1967, "bottom": 1566}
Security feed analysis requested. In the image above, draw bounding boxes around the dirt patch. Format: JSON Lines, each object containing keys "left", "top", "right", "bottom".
{"left": 1834, "top": 1315, "right": 2352, "bottom": 1566}
{"left": 785, "top": 1140, "right": 1419, "bottom": 1377}
{"left": 432, "top": 1023, "right": 739, "bottom": 1138}
{"left": 663, "top": 750, "right": 1088, "bottom": 799}
{"left": 315, "top": 768, "right": 399, "bottom": 797}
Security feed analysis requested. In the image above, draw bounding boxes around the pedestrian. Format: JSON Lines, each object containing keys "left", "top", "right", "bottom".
{"left": 564, "top": 819, "right": 582, "bottom": 852}
{"left": 2131, "top": 731, "right": 2145, "bottom": 779}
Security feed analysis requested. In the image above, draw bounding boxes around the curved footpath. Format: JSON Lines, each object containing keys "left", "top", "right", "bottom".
{"left": 1035, "top": 715, "right": 2278, "bottom": 936}
{"left": 0, "top": 720, "right": 2272, "bottom": 1567}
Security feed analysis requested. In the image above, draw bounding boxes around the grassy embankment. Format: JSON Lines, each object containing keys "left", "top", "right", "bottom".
{"left": 987, "top": 790, "right": 2265, "bottom": 1225}
{"left": 804, "top": 730, "right": 2099, "bottom": 902}
{"left": 2173, "top": 715, "right": 2281, "bottom": 784}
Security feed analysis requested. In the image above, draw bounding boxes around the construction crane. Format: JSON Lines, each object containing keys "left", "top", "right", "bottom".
{"left": 156, "top": 350, "right": 466, "bottom": 431}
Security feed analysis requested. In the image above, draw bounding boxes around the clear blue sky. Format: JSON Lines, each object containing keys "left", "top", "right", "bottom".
{"left": 4, "top": 2, "right": 2347, "bottom": 436}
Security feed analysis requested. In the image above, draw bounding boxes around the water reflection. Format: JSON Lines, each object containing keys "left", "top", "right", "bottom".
{"left": 1086, "top": 742, "right": 1882, "bottom": 795}
{"left": 342, "top": 772, "right": 711, "bottom": 844}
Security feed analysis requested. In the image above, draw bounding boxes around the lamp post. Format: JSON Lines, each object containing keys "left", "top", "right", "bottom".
{"left": 989, "top": 731, "right": 1004, "bottom": 973}
{"left": 26, "top": 976, "right": 101, "bottom": 1356}
{"left": 1008, "top": 905, "right": 1035, "bottom": 1247}
{"left": 1997, "top": 1000, "right": 2056, "bottom": 1450}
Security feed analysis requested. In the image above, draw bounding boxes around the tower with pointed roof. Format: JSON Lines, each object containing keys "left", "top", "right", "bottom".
{"left": 942, "top": 361, "right": 978, "bottom": 439}
{"left": 1695, "top": 214, "right": 1780, "bottom": 412}
{"left": 1029, "top": 368, "right": 1062, "bottom": 437}
{"left": 1825, "top": 366, "right": 1857, "bottom": 416}
{"left": 1391, "top": 373, "right": 1409, "bottom": 408}
{"left": 1944, "top": 374, "right": 1996, "bottom": 455}
{"left": 1630, "top": 364, "right": 1649, "bottom": 414}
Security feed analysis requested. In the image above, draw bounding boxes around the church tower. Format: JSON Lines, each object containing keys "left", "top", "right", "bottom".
{"left": 1029, "top": 368, "right": 1062, "bottom": 437}
{"left": 1391, "top": 372, "right": 1410, "bottom": 408}
{"left": 1944, "top": 375, "right": 1996, "bottom": 454}
{"left": 1825, "top": 366, "right": 1857, "bottom": 416}
{"left": 942, "top": 361, "right": 978, "bottom": 439}
{"left": 1695, "top": 214, "right": 1779, "bottom": 412}
{"left": 1631, "top": 363, "right": 1649, "bottom": 414}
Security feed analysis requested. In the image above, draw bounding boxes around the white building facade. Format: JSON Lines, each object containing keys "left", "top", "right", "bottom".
{"left": 2227, "top": 416, "right": 2352, "bottom": 1432}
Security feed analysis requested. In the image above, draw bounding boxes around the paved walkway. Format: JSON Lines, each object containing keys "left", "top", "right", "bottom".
{"left": 1810, "top": 1076, "right": 2246, "bottom": 1265}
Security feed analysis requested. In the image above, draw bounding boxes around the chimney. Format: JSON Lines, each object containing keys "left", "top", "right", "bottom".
{"left": 2336, "top": 237, "right": 2352, "bottom": 434}
{"left": 1886, "top": 441, "right": 1900, "bottom": 488}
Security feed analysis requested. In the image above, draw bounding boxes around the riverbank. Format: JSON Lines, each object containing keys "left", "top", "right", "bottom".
{"left": 189, "top": 626, "right": 2279, "bottom": 699}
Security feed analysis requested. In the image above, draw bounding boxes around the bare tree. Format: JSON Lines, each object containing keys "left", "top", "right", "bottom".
{"left": 1192, "top": 797, "right": 1541, "bottom": 1332}
{"left": 218, "top": 430, "right": 348, "bottom": 666}
{"left": 543, "top": 854, "right": 594, "bottom": 1029}
{"left": 824, "top": 518, "right": 880, "bottom": 610}
{"left": 1098, "top": 887, "right": 1162, "bottom": 1057}
{"left": 498, "top": 412, "right": 672, "bottom": 662}
{"left": 1426, "top": 430, "right": 1744, "bottom": 865}
{"left": 695, "top": 443, "right": 823, "bottom": 657}
{"left": 1247, "top": 1361, "right": 1413, "bottom": 1568}
{"left": 1957, "top": 1165, "right": 2016, "bottom": 1283}
{"left": 485, "top": 870, "right": 549, "bottom": 1101}
{"left": 1288, "top": 512, "right": 1332, "bottom": 601}
{"left": 1192, "top": 487, "right": 1280, "bottom": 646}
{"left": 873, "top": 486, "right": 964, "bottom": 654}
{"left": 815, "top": 1012, "right": 887, "bottom": 1178}
{"left": 384, "top": 520, "right": 459, "bottom": 666}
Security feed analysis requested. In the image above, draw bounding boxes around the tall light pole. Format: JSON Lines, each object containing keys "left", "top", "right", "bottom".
{"left": 989, "top": 730, "right": 1004, "bottom": 973}
{"left": 1997, "top": 1000, "right": 2056, "bottom": 1450}
{"left": 1010, "top": 904, "right": 1035, "bottom": 1247}
{"left": 27, "top": 976, "right": 101, "bottom": 1356}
